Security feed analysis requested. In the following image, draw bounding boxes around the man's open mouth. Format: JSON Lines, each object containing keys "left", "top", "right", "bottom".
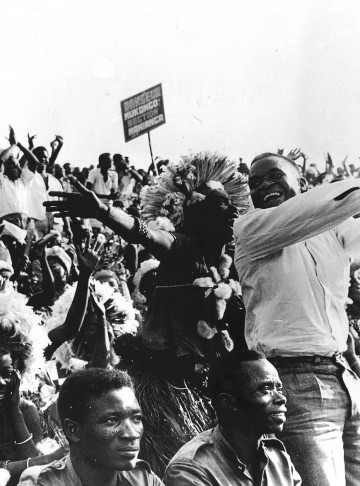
{"left": 263, "top": 192, "right": 281, "bottom": 204}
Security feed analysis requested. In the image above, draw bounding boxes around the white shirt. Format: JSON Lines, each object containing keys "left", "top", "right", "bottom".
{"left": 234, "top": 179, "right": 360, "bottom": 357}
{"left": 119, "top": 173, "right": 135, "bottom": 195}
{"left": 0, "top": 174, "right": 28, "bottom": 218}
{"left": 87, "top": 168, "right": 118, "bottom": 195}
{"left": 22, "top": 170, "right": 63, "bottom": 221}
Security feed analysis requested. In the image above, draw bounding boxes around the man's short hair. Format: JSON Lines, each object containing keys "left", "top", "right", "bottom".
{"left": 57, "top": 368, "right": 134, "bottom": 426}
{"left": 251, "top": 152, "right": 302, "bottom": 176}
{"left": 33, "top": 146, "right": 48, "bottom": 159}
{"left": 98, "top": 153, "right": 111, "bottom": 166}
{"left": 208, "top": 350, "right": 265, "bottom": 401}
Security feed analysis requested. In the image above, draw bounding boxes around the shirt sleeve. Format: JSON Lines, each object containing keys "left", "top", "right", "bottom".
{"left": 111, "top": 171, "right": 118, "bottom": 190}
{"left": 336, "top": 216, "right": 360, "bottom": 259}
{"left": 163, "top": 462, "right": 214, "bottom": 486}
{"left": 87, "top": 169, "right": 96, "bottom": 185}
{"left": 234, "top": 179, "right": 360, "bottom": 261}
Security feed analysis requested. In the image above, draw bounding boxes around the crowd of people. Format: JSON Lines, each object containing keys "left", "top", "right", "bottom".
{"left": 0, "top": 126, "right": 358, "bottom": 485}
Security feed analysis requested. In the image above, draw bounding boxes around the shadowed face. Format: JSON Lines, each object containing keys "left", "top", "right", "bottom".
{"left": 202, "top": 190, "right": 239, "bottom": 242}
{"left": 35, "top": 148, "right": 49, "bottom": 173}
{"left": 4, "top": 157, "right": 21, "bottom": 181}
{"left": 0, "top": 351, "right": 15, "bottom": 409}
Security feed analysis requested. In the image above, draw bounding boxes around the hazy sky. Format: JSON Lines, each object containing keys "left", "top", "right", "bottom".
{"left": 1, "top": 0, "right": 360, "bottom": 170}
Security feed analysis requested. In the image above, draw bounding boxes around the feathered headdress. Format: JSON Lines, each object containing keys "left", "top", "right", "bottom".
{"left": 141, "top": 152, "right": 249, "bottom": 229}
{"left": 0, "top": 288, "right": 49, "bottom": 392}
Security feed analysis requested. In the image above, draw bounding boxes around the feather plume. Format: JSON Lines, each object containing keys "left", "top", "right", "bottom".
{"left": 141, "top": 152, "right": 249, "bottom": 228}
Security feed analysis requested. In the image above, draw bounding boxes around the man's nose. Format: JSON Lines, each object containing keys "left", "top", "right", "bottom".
{"left": 273, "top": 389, "right": 287, "bottom": 405}
{"left": 118, "top": 420, "right": 141, "bottom": 439}
{"left": 260, "top": 178, "right": 274, "bottom": 189}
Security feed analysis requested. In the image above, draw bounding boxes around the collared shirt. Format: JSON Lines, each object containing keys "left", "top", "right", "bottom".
{"left": 233, "top": 179, "right": 360, "bottom": 357}
{"left": 0, "top": 173, "right": 28, "bottom": 219}
{"left": 22, "top": 170, "right": 64, "bottom": 229}
{"left": 163, "top": 425, "right": 301, "bottom": 486}
{"left": 87, "top": 168, "right": 118, "bottom": 196}
{"left": 18, "top": 453, "right": 164, "bottom": 486}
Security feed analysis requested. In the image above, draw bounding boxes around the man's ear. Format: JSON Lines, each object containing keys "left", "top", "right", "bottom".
{"left": 299, "top": 177, "right": 308, "bottom": 193}
{"left": 63, "top": 418, "right": 81, "bottom": 443}
{"left": 219, "top": 393, "right": 239, "bottom": 412}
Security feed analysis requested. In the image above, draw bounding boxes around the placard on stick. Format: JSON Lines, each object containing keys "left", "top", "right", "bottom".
{"left": 121, "top": 83, "right": 165, "bottom": 143}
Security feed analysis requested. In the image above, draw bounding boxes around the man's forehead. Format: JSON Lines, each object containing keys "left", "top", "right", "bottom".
{"left": 89, "top": 387, "right": 139, "bottom": 410}
{"left": 250, "top": 155, "right": 295, "bottom": 176}
{"left": 238, "top": 359, "right": 280, "bottom": 385}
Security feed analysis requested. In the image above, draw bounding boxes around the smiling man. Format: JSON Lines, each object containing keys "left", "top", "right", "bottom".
{"left": 233, "top": 152, "right": 360, "bottom": 486}
{"left": 164, "top": 350, "right": 301, "bottom": 485}
{"left": 19, "top": 368, "right": 164, "bottom": 486}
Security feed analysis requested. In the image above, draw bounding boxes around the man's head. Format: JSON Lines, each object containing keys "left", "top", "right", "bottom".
{"left": 249, "top": 153, "right": 307, "bottom": 209}
{"left": 94, "top": 269, "right": 120, "bottom": 291}
{"left": 183, "top": 187, "right": 238, "bottom": 244}
{"left": 113, "top": 153, "right": 123, "bottom": 167}
{"left": 57, "top": 368, "right": 143, "bottom": 471}
{"left": 53, "top": 164, "right": 64, "bottom": 180}
{"left": 208, "top": 351, "right": 287, "bottom": 436}
{"left": 63, "top": 163, "right": 72, "bottom": 176}
{"left": 98, "top": 153, "right": 112, "bottom": 171}
{"left": 33, "top": 146, "right": 49, "bottom": 173}
{"left": 3, "top": 156, "right": 21, "bottom": 181}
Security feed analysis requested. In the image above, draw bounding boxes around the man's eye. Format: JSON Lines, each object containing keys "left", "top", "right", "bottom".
{"left": 249, "top": 180, "right": 260, "bottom": 189}
{"left": 271, "top": 173, "right": 282, "bottom": 180}
{"left": 132, "top": 414, "right": 143, "bottom": 424}
{"left": 105, "top": 418, "right": 118, "bottom": 425}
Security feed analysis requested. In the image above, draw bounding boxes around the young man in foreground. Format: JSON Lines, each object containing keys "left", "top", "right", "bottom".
{"left": 19, "top": 368, "right": 164, "bottom": 486}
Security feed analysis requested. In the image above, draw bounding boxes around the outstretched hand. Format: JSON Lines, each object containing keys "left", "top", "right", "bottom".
{"left": 287, "top": 148, "right": 301, "bottom": 161}
{"left": 27, "top": 133, "right": 37, "bottom": 149}
{"left": 50, "top": 135, "right": 63, "bottom": 151}
{"left": 44, "top": 178, "right": 108, "bottom": 220}
{"left": 76, "top": 233, "right": 105, "bottom": 276}
{"left": 7, "top": 126, "right": 17, "bottom": 146}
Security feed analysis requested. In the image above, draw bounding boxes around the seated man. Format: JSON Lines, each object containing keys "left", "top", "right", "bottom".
{"left": 19, "top": 368, "right": 164, "bottom": 486}
{"left": 164, "top": 350, "right": 301, "bottom": 486}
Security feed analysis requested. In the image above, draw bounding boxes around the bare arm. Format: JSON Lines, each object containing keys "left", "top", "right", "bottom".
{"left": 44, "top": 179, "right": 175, "bottom": 260}
{"left": 48, "top": 135, "right": 63, "bottom": 169}
{"left": 6, "top": 372, "right": 39, "bottom": 460}
{"left": 7, "top": 446, "right": 68, "bottom": 480}
{"left": 342, "top": 155, "right": 352, "bottom": 178}
{"left": 344, "top": 333, "right": 360, "bottom": 378}
{"left": 47, "top": 246, "right": 100, "bottom": 347}
{"left": 87, "top": 291, "right": 112, "bottom": 369}
{"left": 7, "top": 126, "right": 40, "bottom": 169}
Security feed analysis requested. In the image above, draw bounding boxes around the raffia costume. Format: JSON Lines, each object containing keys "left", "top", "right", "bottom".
{"left": 116, "top": 153, "right": 249, "bottom": 475}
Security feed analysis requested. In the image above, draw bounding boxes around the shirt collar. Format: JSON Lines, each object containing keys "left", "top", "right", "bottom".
{"left": 214, "top": 425, "right": 286, "bottom": 467}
